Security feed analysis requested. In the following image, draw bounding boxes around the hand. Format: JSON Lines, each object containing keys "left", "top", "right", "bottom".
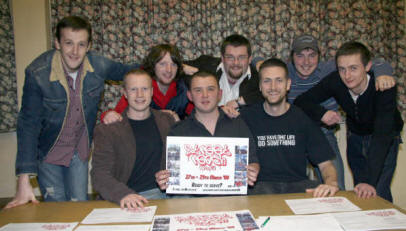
{"left": 321, "top": 110, "right": 341, "bottom": 126}
{"left": 221, "top": 105, "right": 240, "bottom": 118}
{"left": 225, "top": 100, "right": 239, "bottom": 109}
{"left": 375, "top": 75, "right": 395, "bottom": 91}
{"left": 161, "top": 110, "right": 180, "bottom": 122}
{"left": 155, "top": 170, "right": 170, "bottom": 190}
{"left": 120, "top": 193, "right": 148, "bottom": 210}
{"left": 306, "top": 184, "right": 339, "bottom": 197}
{"left": 103, "top": 111, "right": 123, "bottom": 124}
{"left": 4, "top": 174, "right": 39, "bottom": 209}
{"left": 354, "top": 183, "right": 377, "bottom": 199}
{"left": 182, "top": 64, "right": 199, "bottom": 75}
{"left": 247, "top": 163, "right": 260, "bottom": 186}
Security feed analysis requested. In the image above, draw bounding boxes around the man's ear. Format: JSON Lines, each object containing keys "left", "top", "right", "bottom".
{"left": 286, "top": 78, "right": 292, "bottom": 91}
{"left": 365, "top": 60, "right": 372, "bottom": 72}
{"left": 86, "top": 42, "right": 92, "bottom": 52}
{"left": 121, "top": 87, "right": 128, "bottom": 99}
{"left": 187, "top": 90, "right": 192, "bottom": 102}
{"left": 54, "top": 39, "right": 60, "bottom": 50}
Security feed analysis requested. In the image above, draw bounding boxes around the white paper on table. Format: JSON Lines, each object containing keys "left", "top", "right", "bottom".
{"left": 80, "top": 206, "right": 157, "bottom": 224}
{"left": 151, "top": 210, "right": 259, "bottom": 231}
{"left": 74, "top": 224, "right": 150, "bottom": 231}
{"left": 0, "top": 222, "right": 78, "bottom": 231}
{"left": 332, "top": 208, "right": 406, "bottom": 231}
{"left": 166, "top": 136, "right": 249, "bottom": 195}
{"left": 257, "top": 214, "right": 343, "bottom": 231}
{"left": 285, "top": 196, "right": 361, "bottom": 214}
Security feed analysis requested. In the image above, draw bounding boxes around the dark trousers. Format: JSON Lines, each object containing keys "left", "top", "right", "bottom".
{"left": 248, "top": 179, "right": 320, "bottom": 195}
{"left": 347, "top": 131, "right": 401, "bottom": 202}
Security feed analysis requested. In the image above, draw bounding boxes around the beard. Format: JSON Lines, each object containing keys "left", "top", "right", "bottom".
{"left": 226, "top": 65, "right": 245, "bottom": 80}
{"left": 265, "top": 92, "right": 286, "bottom": 106}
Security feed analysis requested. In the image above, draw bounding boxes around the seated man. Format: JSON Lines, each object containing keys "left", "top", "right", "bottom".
{"left": 240, "top": 58, "right": 339, "bottom": 197}
{"left": 91, "top": 69, "right": 176, "bottom": 209}
{"left": 155, "top": 71, "right": 260, "bottom": 191}
{"left": 295, "top": 41, "right": 403, "bottom": 202}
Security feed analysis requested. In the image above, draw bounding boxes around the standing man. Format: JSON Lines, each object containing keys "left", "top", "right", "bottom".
{"left": 241, "top": 58, "right": 339, "bottom": 197}
{"left": 155, "top": 71, "right": 260, "bottom": 191}
{"left": 91, "top": 70, "right": 175, "bottom": 209}
{"left": 6, "top": 16, "right": 135, "bottom": 208}
{"left": 295, "top": 41, "right": 403, "bottom": 201}
{"left": 186, "top": 34, "right": 262, "bottom": 113}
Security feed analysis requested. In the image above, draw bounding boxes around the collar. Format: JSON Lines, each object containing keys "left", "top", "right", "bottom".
{"left": 216, "top": 62, "right": 252, "bottom": 80}
{"left": 349, "top": 74, "right": 371, "bottom": 101}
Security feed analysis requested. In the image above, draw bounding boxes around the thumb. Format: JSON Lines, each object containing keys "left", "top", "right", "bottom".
{"left": 375, "top": 81, "right": 379, "bottom": 91}
{"left": 306, "top": 188, "right": 315, "bottom": 193}
{"left": 31, "top": 195, "right": 39, "bottom": 204}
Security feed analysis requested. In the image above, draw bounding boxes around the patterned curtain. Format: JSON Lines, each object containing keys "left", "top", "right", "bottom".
{"left": 0, "top": 0, "right": 17, "bottom": 132}
{"left": 50, "top": 0, "right": 406, "bottom": 119}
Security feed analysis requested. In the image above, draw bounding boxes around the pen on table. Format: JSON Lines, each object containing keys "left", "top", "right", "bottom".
{"left": 261, "top": 216, "right": 270, "bottom": 228}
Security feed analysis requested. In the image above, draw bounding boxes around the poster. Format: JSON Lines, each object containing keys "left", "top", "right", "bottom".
{"left": 166, "top": 136, "right": 249, "bottom": 194}
{"left": 151, "top": 210, "right": 259, "bottom": 231}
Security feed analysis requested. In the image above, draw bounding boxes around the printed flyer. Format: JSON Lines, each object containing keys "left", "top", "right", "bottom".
{"left": 166, "top": 136, "right": 249, "bottom": 195}
{"left": 151, "top": 210, "right": 259, "bottom": 231}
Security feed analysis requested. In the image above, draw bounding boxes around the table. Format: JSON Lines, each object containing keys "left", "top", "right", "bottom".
{"left": 1, "top": 191, "right": 405, "bottom": 230}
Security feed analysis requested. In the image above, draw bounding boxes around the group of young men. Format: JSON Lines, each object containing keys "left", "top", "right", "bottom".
{"left": 5, "top": 15, "right": 403, "bottom": 210}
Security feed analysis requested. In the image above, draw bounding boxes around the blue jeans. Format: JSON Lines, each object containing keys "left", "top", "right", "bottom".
{"left": 315, "top": 127, "right": 345, "bottom": 190}
{"left": 38, "top": 152, "right": 88, "bottom": 201}
{"left": 347, "top": 131, "right": 401, "bottom": 202}
{"left": 138, "top": 188, "right": 168, "bottom": 200}
{"left": 248, "top": 179, "right": 320, "bottom": 195}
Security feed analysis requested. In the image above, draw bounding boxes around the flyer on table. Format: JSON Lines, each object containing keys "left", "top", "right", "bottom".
{"left": 151, "top": 210, "right": 259, "bottom": 231}
{"left": 166, "top": 136, "right": 249, "bottom": 194}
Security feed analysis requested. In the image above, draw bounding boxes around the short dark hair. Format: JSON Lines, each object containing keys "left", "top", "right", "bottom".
{"left": 220, "top": 34, "right": 251, "bottom": 56}
{"left": 259, "top": 58, "right": 289, "bottom": 80}
{"left": 187, "top": 71, "right": 219, "bottom": 90}
{"left": 142, "top": 44, "right": 183, "bottom": 81}
{"left": 123, "top": 69, "right": 152, "bottom": 89}
{"left": 335, "top": 41, "right": 371, "bottom": 66}
{"left": 56, "top": 16, "right": 92, "bottom": 43}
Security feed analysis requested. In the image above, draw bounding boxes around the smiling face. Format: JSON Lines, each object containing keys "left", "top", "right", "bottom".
{"left": 154, "top": 52, "right": 178, "bottom": 86}
{"left": 260, "top": 66, "right": 291, "bottom": 106}
{"left": 337, "top": 53, "right": 372, "bottom": 95}
{"left": 292, "top": 48, "right": 319, "bottom": 78}
{"left": 54, "top": 28, "right": 90, "bottom": 73}
{"left": 187, "top": 75, "right": 222, "bottom": 115}
{"left": 221, "top": 45, "right": 252, "bottom": 81}
{"left": 123, "top": 73, "right": 153, "bottom": 114}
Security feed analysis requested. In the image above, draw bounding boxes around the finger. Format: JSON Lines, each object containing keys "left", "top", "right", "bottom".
{"left": 4, "top": 200, "right": 18, "bottom": 209}
{"left": 306, "top": 188, "right": 314, "bottom": 194}
{"left": 120, "top": 200, "right": 125, "bottom": 209}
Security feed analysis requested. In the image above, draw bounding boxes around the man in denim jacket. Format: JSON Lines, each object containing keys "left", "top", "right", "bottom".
{"left": 5, "top": 16, "right": 135, "bottom": 208}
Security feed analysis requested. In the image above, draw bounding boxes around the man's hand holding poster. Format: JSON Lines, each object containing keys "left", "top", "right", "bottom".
{"left": 166, "top": 137, "right": 249, "bottom": 194}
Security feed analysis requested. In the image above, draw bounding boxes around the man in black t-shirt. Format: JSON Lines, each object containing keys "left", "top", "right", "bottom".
{"left": 240, "top": 58, "right": 339, "bottom": 197}
{"left": 91, "top": 69, "right": 176, "bottom": 209}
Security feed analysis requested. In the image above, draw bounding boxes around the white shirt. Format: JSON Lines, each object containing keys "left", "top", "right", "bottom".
{"left": 349, "top": 74, "right": 370, "bottom": 103}
{"left": 217, "top": 63, "right": 251, "bottom": 106}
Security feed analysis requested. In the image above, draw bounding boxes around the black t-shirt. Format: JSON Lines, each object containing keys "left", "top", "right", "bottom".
{"left": 127, "top": 115, "right": 162, "bottom": 192}
{"left": 240, "top": 103, "right": 334, "bottom": 182}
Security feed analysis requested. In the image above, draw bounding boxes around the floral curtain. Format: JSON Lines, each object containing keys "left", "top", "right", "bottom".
{"left": 50, "top": 0, "right": 406, "bottom": 120}
{"left": 0, "top": 0, "right": 17, "bottom": 132}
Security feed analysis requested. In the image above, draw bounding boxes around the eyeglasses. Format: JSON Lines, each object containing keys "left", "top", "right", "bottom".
{"left": 224, "top": 55, "right": 249, "bottom": 62}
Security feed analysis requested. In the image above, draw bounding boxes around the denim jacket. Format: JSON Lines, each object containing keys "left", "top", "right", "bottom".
{"left": 16, "top": 49, "right": 135, "bottom": 175}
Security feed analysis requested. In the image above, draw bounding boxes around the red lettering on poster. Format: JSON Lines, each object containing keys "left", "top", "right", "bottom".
{"left": 184, "top": 144, "right": 232, "bottom": 170}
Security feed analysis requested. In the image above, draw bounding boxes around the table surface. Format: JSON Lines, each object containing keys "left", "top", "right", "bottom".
{"left": 1, "top": 191, "right": 405, "bottom": 230}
